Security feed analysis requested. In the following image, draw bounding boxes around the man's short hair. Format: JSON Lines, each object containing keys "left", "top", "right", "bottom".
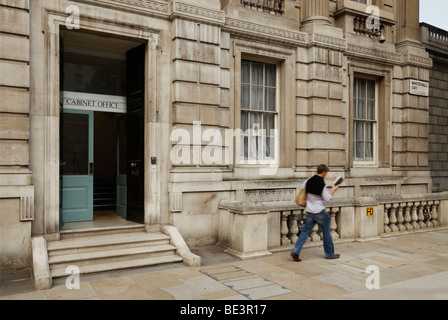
{"left": 317, "top": 164, "right": 330, "bottom": 174}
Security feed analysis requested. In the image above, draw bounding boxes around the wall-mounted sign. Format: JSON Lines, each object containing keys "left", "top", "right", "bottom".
{"left": 62, "top": 91, "right": 127, "bottom": 114}
{"left": 367, "top": 207, "right": 374, "bottom": 217}
{"left": 409, "top": 80, "right": 429, "bottom": 97}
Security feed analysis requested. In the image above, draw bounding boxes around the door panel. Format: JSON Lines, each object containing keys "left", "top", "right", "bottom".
{"left": 60, "top": 110, "right": 94, "bottom": 222}
{"left": 126, "top": 44, "right": 146, "bottom": 224}
{"left": 116, "top": 116, "right": 127, "bottom": 217}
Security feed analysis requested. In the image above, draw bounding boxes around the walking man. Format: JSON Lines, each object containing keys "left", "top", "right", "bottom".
{"left": 291, "top": 164, "right": 340, "bottom": 262}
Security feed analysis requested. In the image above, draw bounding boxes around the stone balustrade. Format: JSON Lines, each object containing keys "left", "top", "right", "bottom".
{"left": 421, "top": 23, "right": 448, "bottom": 52}
{"left": 240, "top": 0, "right": 285, "bottom": 15}
{"left": 218, "top": 192, "right": 448, "bottom": 260}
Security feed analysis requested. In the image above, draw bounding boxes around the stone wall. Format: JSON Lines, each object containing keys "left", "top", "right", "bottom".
{"left": 0, "top": 0, "right": 33, "bottom": 271}
{"left": 428, "top": 59, "right": 448, "bottom": 191}
{"left": 421, "top": 23, "right": 448, "bottom": 192}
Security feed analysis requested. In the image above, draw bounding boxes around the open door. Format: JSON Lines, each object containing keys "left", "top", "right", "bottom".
{"left": 126, "top": 44, "right": 146, "bottom": 224}
{"left": 60, "top": 110, "right": 94, "bottom": 222}
{"left": 116, "top": 116, "right": 127, "bottom": 217}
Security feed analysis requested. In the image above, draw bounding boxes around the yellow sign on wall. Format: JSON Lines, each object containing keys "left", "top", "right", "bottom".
{"left": 367, "top": 208, "right": 374, "bottom": 216}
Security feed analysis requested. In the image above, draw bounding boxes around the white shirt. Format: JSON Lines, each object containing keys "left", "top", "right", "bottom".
{"left": 302, "top": 179, "right": 333, "bottom": 214}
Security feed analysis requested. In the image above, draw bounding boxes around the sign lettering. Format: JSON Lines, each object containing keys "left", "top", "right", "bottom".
{"left": 62, "top": 91, "right": 127, "bottom": 114}
{"left": 410, "top": 80, "right": 429, "bottom": 97}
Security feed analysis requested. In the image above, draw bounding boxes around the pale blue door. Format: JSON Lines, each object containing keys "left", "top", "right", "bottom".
{"left": 60, "top": 110, "right": 94, "bottom": 222}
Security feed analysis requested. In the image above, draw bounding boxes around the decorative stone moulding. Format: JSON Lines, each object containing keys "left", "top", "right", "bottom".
{"left": 0, "top": 185, "right": 34, "bottom": 222}
{"left": 73, "top": 0, "right": 169, "bottom": 16}
{"left": 171, "top": 0, "right": 225, "bottom": 25}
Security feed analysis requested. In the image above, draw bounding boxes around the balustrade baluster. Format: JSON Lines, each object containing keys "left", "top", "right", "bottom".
{"left": 274, "top": 0, "right": 279, "bottom": 13}
{"left": 397, "top": 203, "right": 406, "bottom": 232}
{"left": 411, "top": 202, "right": 419, "bottom": 230}
{"left": 290, "top": 211, "right": 299, "bottom": 244}
{"left": 268, "top": 0, "right": 274, "bottom": 13}
{"left": 425, "top": 202, "right": 433, "bottom": 228}
{"left": 389, "top": 204, "right": 398, "bottom": 232}
{"left": 310, "top": 222, "right": 320, "bottom": 242}
{"left": 281, "top": 211, "right": 291, "bottom": 246}
{"left": 384, "top": 204, "right": 391, "bottom": 233}
{"left": 329, "top": 207, "right": 339, "bottom": 240}
{"left": 403, "top": 203, "right": 412, "bottom": 230}
{"left": 262, "top": 0, "right": 268, "bottom": 11}
{"left": 418, "top": 202, "right": 426, "bottom": 229}
{"left": 431, "top": 200, "right": 440, "bottom": 227}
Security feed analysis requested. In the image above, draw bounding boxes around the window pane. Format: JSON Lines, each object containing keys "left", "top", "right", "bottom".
{"left": 354, "top": 121, "right": 364, "bottom": 141}
{"left": 265, "top": 64, "right": 276, "bottom": 87}
{"left": 264, "top": 113, "right": 274, "bottom": 134}
{"left": 265, "top": 136, "right": 274, "bottom": 160}
{"left": 241, "top": 60, "right": 250, "bottom": 84}
{"left": 241, "top": 136, "right": 248, "bottom": 160}
{"left": 241, "top": 85, "right": 250, "bottom": 109}
{"left": 356, "top": 99, "right": 366, "bottom": 120}
{"left": 251, "top": 62, "right": 263, "bottom": 86}
{"left": 265, "top": 88, "right": 276, "bottom": 111}
{"left": 357, "top": 79, "right": 366, "bottom": 99}
{"left": 241, "top": 111, "right": 249, "bottom": 132}
{"left": 365, "top": 142, "right": 374, "bottom": 161}
{"left": 367, "top": 80, "right": 375, "bottom": 99}
{"left": 250, "top": 112, "right": 262, "bottom": 133}
{"left": 365, "top": 122, "right": 373, "bottom": 141}
{"left": 367, "top": 100, "right": 375, "bottom": 120}
{"left": 63, "top": 52, "right": 126, "bottom": 96}
{"left": 355, "top": 141, "right": 364, "bottom": 161}
{"left": 251, "top": 86, "right": 263, "bottom": 110}
{"left": 62, "top": 113, "right": 89, "bottom": 175}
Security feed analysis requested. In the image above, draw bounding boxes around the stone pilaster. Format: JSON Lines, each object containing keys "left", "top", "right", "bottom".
{"left": 0, "top": 0, "right": 33, "bottom": 271}
{"left": 296, "top": 1, "right": 346, "bottom": 175}
{"left": 392, "top": 0, "right": 432, "bottom": 180}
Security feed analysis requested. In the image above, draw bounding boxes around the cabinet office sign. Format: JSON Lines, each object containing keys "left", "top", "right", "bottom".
{"left": 409, "top": 80, "right": 429, "bottom": 97}
{"left": 62, "top": 91, "right": 127, "bottom": 113}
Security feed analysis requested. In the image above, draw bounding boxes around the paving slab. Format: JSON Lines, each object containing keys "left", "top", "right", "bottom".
{"left": 1, "top": 229, "right": 448, "bottom": 301}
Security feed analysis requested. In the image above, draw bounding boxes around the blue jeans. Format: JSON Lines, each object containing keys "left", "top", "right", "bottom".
{"left": 292, "top": 209, "right": 335, "bottom": 259}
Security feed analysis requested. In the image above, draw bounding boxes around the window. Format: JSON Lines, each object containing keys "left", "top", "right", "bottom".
{"left": 351, "top": 0, "right": 368, "bottom": 4}
{"left": 353, "top": 78, "right": 377, "bottom": 163}
{"left": 240, "top": 60, "right": 278, "bottom": 162}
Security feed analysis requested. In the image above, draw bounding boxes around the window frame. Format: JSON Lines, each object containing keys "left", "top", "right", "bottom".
{"left": 239, "top": 59, "right": 280, "bottom": 165}
{"left": 353, "top": 77, "right": 379, "bottom": 166}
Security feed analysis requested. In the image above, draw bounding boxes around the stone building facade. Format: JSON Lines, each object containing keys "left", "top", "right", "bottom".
{"left": 421, "top": 23, "right": 448, "bottom": 192}
{"left": 0, "top": 0, "right": 446, "bottom": 278}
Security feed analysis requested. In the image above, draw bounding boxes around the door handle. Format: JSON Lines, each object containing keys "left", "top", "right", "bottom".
{"left": 89, "top": 163, "right": 94, "bottom": 176}
{"left": 130, "top": 162, "right": 137, "bottom": 168}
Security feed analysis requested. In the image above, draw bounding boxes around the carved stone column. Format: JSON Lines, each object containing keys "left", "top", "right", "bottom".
{"left": 301, "top": 0, "right": 331, "bottom": 27}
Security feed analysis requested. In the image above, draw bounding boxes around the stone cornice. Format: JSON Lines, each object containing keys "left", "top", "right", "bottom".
{"left": 309, "top": 33, "right": 347, "bottom": 50}
{"left": 170, "top": 0, "right": 225, "bottom": 25}
{"left": 224, "top": 18, "right": 307, "bottom": 47}
{"left": 346, "top": 44, "right": 402, "bottom": 64}
{"left": 70, "top": 0, "right": 169, "bottom": 16}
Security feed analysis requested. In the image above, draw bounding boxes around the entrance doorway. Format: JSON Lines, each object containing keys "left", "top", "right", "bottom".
{"left": 59, "top": 30, "right": 146, "bottom": 227}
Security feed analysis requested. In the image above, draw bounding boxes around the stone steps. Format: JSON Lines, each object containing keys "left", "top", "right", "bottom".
{"left": 47, "top": 231, "right": 183, "bottom": 279}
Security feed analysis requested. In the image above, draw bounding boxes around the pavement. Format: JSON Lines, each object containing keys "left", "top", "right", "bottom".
{"left": 1, "top": 229, "right": 448, "bottom": 301}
